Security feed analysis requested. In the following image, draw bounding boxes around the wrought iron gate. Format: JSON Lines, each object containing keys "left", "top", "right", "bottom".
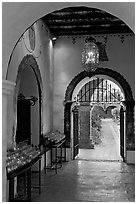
{"left": 77, "top": 77, "right": 123, "bottom": 103}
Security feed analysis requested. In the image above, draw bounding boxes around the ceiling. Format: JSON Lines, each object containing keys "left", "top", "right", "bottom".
{"left": 42, "top": 6, "right": 132, "bottom": 37}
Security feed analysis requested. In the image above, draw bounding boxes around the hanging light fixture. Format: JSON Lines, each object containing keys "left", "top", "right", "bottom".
{"left": 82, "top": 37, "right": 99, "bottom": 72}
{"left": 82, "top": 36, "right": 108, "bottom": 72}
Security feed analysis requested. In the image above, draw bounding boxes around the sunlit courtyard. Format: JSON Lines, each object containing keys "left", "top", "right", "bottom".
{"left": 78, "top": 118, "right": 121, "bottom": 161}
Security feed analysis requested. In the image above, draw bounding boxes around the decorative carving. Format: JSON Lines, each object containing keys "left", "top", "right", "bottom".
{"left": 72, "top": 37, "right": 76, "bottom": 44}
{"left": 120, "top": 35, "right": 125, "bottom": 43}
{"left": 104, "top": 36, "right": 108, "bottom": 46}
{"left": 55, "top": 33, "right": 132, "bottom": 46}
{"left": 18, "top": 93, "right": 25, "bottom": 100}
{"left": 18, "top": 94, "right": 38, "bottom": 106}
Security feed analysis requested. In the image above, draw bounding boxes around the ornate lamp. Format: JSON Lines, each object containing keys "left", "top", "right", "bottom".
{"left": 82, "top": 37, "right": 99, "bottom": 72}
{"left": 82, "top": 36, "right": 108, "bottom": 72}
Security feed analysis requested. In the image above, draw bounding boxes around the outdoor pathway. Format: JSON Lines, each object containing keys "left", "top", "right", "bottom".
{"left": 78, "top": 118, "right": 121, "bottom": 161}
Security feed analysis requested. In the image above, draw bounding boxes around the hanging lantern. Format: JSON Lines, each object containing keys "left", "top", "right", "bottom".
{"left": 82, "top": 37, "right": 99, "bottom": 72}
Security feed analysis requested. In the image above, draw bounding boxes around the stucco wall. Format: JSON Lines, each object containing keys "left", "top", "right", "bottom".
{"left": 7, "top": 20, "right": 54, "bottom": 148}
{"left": 2, "top": 2, "right": 135, "bottom": 78}
{"left": 3, "top": 2, "right": 135, "bottom": 136}
{"left": 53, "top": 35, "right": 135, "bottom": 132}
{"left": 18, "top": 67, "right": 39, "bottom": 146}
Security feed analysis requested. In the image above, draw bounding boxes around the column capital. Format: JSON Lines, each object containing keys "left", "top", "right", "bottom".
{"left": 2, "top": 79, "right": 15, "bottom": 95}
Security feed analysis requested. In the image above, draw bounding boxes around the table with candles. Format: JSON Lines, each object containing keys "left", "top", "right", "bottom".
{"left": 42, "top": 131, "right": 66, "bottom": 174}
{"left": 6, "top": 142, "right": 42, "bottom": 201}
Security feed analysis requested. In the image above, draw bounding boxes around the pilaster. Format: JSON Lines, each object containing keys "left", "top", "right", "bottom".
{"left": 2, "top": 79, "right": 15, "bottom": 201}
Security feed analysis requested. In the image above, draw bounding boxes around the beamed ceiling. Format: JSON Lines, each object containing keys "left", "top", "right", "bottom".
{"left": 42, "top": 6, "right": 133, "bottom": 37}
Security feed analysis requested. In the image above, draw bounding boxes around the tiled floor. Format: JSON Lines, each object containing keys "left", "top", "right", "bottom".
{"left": 31, "top": 160, "right": 135, "bottom": 202}
{"left": 31, "top": 119, "right": 135, "bottom": 202}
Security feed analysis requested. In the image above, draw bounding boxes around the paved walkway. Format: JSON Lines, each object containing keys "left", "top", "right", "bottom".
{"left": 31, "top": 160, "right": 135, "bottom": 202}
{"left": 31, "top": 119, "right": 134, "bottom": 202}
{"left": 78, "top": 118, "right": 122, "bottom": 161}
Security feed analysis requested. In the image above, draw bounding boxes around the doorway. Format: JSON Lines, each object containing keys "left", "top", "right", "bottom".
{"left": 16, "top": 67, "right": 39, "bottom": 146}
{"left": 15, "top": 55, "right": 43, "bottom": 147}
{"left": 75, "top": 77, "right": 124, "bottom": 161}
{"left": 78, "top": 116, "right": 122, "bottom": 161}
{"left": 64, "top": 68, "right": 134, "bottom": 163}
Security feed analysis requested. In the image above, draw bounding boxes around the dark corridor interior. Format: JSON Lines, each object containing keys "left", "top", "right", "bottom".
{"left": 16, "top": 100, "right": 31, "bottom": 144}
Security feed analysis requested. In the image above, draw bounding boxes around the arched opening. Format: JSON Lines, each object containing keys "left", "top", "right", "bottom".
{"left": 14, "top": 55, "right": 43, "bottom": 147}
{"left": 5, "top": 5, "right": 134, "bottom": 149}
{"left": 72, "top": 76, "right": 124, "bottom": 161}
{"left": 64, "top": 68, "right": 134, "bottom": 163}
{"left": 73, "top": 75, "right": 124, "bottom": 161}
{"left": 2, "top": 3, "right": 135, "bottom": 202}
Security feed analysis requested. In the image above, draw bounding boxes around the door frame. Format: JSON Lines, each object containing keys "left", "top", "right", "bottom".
{"left": 64, "top": 68, "right": 134, "bottom": 162}
{"left": 120, "top": 103, "right": 127, "bottom": 161}
{"left": 14, "top": 55, "right": 43, "bottom": 146}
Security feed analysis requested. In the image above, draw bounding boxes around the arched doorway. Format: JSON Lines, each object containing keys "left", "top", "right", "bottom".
{"left": 75, "top": 76, "right": 124, "bottom": 161}
{"left": 14, "top": 55, "right": 43, "bottom": 147}
{"left": 64, "top": 68, "right": 134, "bottom": 163}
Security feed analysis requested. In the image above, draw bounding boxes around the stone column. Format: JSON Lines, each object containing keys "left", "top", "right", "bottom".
{"left": 125, "top": 101, "right": 135, "bottom": 164}
{"left": 89, "top": 105, "right": 95, "bottom": 148}
{"left": 2, "top": 80, "right": 15, "bottom": 201}
{"left": 72, "top": 106, "right": 79, "bottom": 159}
{"left": 64, "top": 101, "right": 73, "bottom": 161}
{"left": 90, "top": 106, "right": 93, "bottom": 140}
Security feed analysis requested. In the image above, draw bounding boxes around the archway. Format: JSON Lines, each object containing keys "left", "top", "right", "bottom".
{"left": 77, "top": 103, "right": 122, "bottom": 161}
{"left": 2, "top": 3, "right": 135, "bottom": 202}
{"left": 14, "top": 55, "right": 43, "bottom": 147}
{"left": 64, "top": 68, "right": 134, "bottom": 162}
{"left": 2, "top": 2, "right": 135, "bottom": 74}
{"left": 72, "top": 76, "right": 123, "bottom": 161}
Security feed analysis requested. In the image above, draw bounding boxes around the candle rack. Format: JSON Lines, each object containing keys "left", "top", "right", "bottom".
{"left": 7, "top": 142, "right": 42, "bottom": 201}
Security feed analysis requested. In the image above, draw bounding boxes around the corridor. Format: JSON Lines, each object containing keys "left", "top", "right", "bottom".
{"left": 78, "top": 118, "right": 121, "bottom": 161}
{"left": 30, "top": 118, "right": 135, "bottom": 202}
{"left": 31, "top": 160, "right": 135, "bottom": 202}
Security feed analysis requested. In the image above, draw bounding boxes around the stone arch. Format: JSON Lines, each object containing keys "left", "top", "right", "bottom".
{"left": 64, "top": 67, "right": 134, "bottom": 152}
{"left": 72, "top": 75, "right": 126, "bottom": 102}
{"left": 106, "top": 105, "right": 118, "bottom": 118}
{"left": 16, "top": 55, "right": 43, "bottom": 92}
{"left": 13, "top": 54, "right": 43, "bottom": 145}
{"left": 65, "top": 68, "right": 133, "bottom": 102}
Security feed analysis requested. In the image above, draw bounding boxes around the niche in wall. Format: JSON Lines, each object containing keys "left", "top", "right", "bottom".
{"left": 16, "top": 65, "right": 39, "bottom": 146}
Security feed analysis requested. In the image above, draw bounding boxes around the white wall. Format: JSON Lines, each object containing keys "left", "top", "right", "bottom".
{"left": 2, "top": 2, "right": 135, "bottom": 78}
{"left": 3, "top": 2, "right": 135, "bottom": 136}
{"left": 7, "top": 19, "right": 54, "bottom": 149}
{"left": 53, "top": 35, "right": 135, "bottom": 132}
